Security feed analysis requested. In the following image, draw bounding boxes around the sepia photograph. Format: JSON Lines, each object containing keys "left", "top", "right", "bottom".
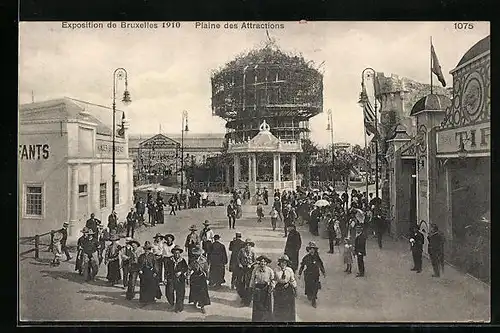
{"left": 18, "top": 21, "right": 490, "bottom": 322}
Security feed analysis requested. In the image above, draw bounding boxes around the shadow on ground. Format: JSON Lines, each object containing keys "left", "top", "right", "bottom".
{"left": 77, "top": 289, "right": 173, "bottom": 311}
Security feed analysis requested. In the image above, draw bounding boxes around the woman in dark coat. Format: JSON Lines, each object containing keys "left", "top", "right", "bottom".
{"left": 273, "top": 255, "right": 297, "bottom": 322}
{"left": 75, "top": 228, "right": 87, "bottom": 275}
{"left": 284, "top": 224, "right": 302, "bottom": 272}
{"left": 156, "top": 193, "right": 165, "bottom": 224}
{"left": 104, "top": 234, "right": 122, "bottom": 285}
{"left": 298, "top": 241, "right": 326, "bottom": 308}
{"left": 138, "top": 241, "right": 162, "bottom": 304}
{"left": 228, "top": 232, "right": 245, "bottom": 289}
{"left": 188, "top": 247, "right": 211, "bottom": 313}
{"left": 208, "top": 235, "right": 228, "bottom": 288}
{"left": 249, "top": 255, "right": 274, "bottom": 322}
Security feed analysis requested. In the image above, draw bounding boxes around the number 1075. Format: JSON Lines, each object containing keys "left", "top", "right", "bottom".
{"left": 455, "top": 22, "right": 474, "bottom": 29}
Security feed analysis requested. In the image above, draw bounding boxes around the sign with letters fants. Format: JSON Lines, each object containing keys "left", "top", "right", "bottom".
{"left": 436, "top": 123, "right": 490, "bottom": 155}
{"left": 19, "top": 144, "right": 50, "bottom": 160}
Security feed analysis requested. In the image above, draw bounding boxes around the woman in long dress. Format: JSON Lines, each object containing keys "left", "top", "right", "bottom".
{"left": 188, "top": 247, "right": 211, "bottom": 314}
{"left": 138, "top": 241, "right": 162, "bottom": 304}
{"left": 249, "top": 255, "right": 274, "bottom": 322}
{"left": 273, "top": 254, "right": 297, "bottom": 322}
{"left": 236, "top": 239, "right": 256, "bottom": 306}
{"left": 105, "top": 234, "right": 122, "bottom": 285}
{"left": 298, "top": 241, "right": 326, "bottom": 308}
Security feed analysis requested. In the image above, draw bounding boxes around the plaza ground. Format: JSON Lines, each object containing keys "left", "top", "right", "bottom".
{"left": 19, "top": 200, "right": 490, "bottom": 322}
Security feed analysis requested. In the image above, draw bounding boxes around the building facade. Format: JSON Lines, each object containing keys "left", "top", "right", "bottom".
{"left": 385, "top": 35, "right": 490, "bottom": 282}
{"left": 19, "top": 98, "right": 134, "bottom": 241}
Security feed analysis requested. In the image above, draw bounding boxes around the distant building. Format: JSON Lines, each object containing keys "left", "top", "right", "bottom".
{"left": 19, "top": 98, "right": 134, "bottom": 241}
{"left": 128, "top": 133, "right": 225, "bottom": 182}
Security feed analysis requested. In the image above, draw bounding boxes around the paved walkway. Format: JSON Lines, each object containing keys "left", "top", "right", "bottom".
{"left": 19, "top": 204, "right": 490, "bottom": 322}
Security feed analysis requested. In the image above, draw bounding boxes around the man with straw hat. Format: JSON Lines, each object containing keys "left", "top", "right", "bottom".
{"left": 249, "top": 255, "right": 274, "bottom": 321}
{"left": 200, "top": 220, "right": 214, "bottom": 257}
{"left": 165, "top": 244, "right": 189, "bottom": 312}
{"left": 75, "top": 227, "right": 88, "bottom": 275}
{"left": 229, "top": 232, "right": 245, "bottom": 289}
{"left": 236, "top": 238, "right": 256, "bottom": 306}
{"left": 138, "top": 241, "right": 162, "bottom": 305}
{"left": 161, "top": 233, "right": 176, "bottom": 278}
{"left": 58, "top": 222, "right": 72, "bottom": 261}
{"left": 50, "top": 227, "right": 64, "bottom": 267}
{"left": 152, "top": 233, "right": 165, "bottom": 284}
{"left": 298, "top": 241, "right": 326, "bottom": 308}
{"left": 273, "top": 254, "right": 297, "bottom": 322}
{"left": 122, "top": 237, "right": 141, "bottom": 296}
{"left": 104, "top": 233, "right": 122, "bottom": 286}
{"left": 187, "top": 246, "right": 211, "bottom": 314}
{"left": 185, "top": 225, "right": 201, "bottom": 266}
{"left": 81, "top": 228, "right": 99, "bottom": 282}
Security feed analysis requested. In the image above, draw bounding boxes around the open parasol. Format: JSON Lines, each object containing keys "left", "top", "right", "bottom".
{"left": 314, "top": 199, "right": 330, "bottom": 207}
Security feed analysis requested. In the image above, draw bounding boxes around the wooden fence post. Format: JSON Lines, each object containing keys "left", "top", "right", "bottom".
{"left": 49, "top": 230, "right": 54, "bottom": 252}
{"left": 34, "top": 235, "right": 39, "bottom": 259}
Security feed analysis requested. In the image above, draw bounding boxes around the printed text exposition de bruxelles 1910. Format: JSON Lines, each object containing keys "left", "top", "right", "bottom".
{"left": 60, "top": 21, "right": 286, "bottom": 30}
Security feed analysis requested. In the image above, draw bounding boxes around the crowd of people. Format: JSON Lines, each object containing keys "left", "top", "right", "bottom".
{"left": 47, "top": 184, "right": 445, "bottom": 322}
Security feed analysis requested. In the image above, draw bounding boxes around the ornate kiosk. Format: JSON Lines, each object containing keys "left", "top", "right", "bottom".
{"left": 227, "top": 120, "right": 302, "bottom": 197}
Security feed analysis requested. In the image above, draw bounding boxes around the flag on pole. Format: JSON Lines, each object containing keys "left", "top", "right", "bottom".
{"left": 431, "top": 44, "right": 446, "bottom": 87}
{"left": 360, "top": 81, "right": 379, "bottom": 138}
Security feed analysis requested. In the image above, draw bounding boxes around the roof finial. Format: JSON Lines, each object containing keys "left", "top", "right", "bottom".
{"left": 259, "top": 120, "right": 270, "bottom": 132}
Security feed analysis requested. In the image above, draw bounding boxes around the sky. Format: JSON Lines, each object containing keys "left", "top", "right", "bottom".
{"left": 19, "top": 21, "right": 489, "bottom": 147}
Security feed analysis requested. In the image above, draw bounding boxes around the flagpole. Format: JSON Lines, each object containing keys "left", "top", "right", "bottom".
{"left": 364, "top": 126, "right": 369, "bottom": 199}
{"left": 430, "top": 36, "right": 433, "bottom": 95}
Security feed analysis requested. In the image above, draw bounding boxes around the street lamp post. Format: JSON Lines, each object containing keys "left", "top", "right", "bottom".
{"left": 326, "top": 109, "right": 336, "bottom": 187}
{"left": 112, "top": 68, "right": 131, "bottom": 212}
{"left": 361, "top": 67, "right": 379, "bottom": 198}
{"left": 180, "top": 110, "right": 189, "bottom": 196}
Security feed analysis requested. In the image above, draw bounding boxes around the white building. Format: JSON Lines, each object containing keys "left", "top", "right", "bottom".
{"left": 19, "top": 98, "right": 134, "bottom": 241}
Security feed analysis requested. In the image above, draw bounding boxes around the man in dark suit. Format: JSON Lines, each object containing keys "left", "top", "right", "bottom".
{"left": 428, "top": 224, "right": 445, "bottom": 277}
{"left": 263, "top": 188, "right": 269, "bottom": 205}
{"left": 126, "top": 208, "right": 139, "bottom": 238}
{"left": 85, "top": 213, "right": 100, "bottom": 234}
{"left": 354, "top": 225, "right": 367, "bottom": 277}
{"left": 59, "top": 222, "right": 72, "bottom": 261}
{"left": 135, "top": 197, "right": 146, "bottom": 225}
{"left": 410, "top": 225, "right": 425, "bottom": 273}
{"left": 228, "top": 232, "right": 245, "bottom": 289}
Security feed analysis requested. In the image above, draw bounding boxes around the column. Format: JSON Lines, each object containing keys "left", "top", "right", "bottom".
{"left": 225, "top": 165, "right": 231, "bottom": 188}
{"left": 69, "top": 165, "right": 79, "bottom": 238}
{"left": 291, "top": 154, "right": 297, "bottom": 189}
{"left": 233, "top": 155, "right": 240, "bottom": 189}
{"left": 248, "top": 154, "right": 252, "bottom": 182}
{"left": 252, "top": 154, "right": 257, "bottom": 183}
{"left": 89, "top": 163, "right": 99, "bottom": 215}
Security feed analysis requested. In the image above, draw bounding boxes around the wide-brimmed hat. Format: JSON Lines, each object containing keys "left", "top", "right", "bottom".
{"left": 277, "top": 254, "right": 291, "bottom": 265}
{"left": 189, "top": 225, "right": 198, "bottom": 231}
{"left": 63, "top": 222, "right": 69, "bottom": 227}
{"left": 191, "top": 247, "right": 203, "bottom": 256}
{"left": 256, "top": 255, "right": 272, "bottom": 264}
{"left": 235, "top": 232, "right": 242, "bottom": 237}
{"left": 203, "top": 220, "right": 210, "bottom": 226}
{"left": 164, "top": 234, "right": 175, "bottom": 242}
{"left": 126, "top": 239, "right": 141, "bottom": 247}
{"left": 109, "top": 234, "right": 120, "bottom": 241}
{"left": 244, "top": 238, "right": 255, "bottom": 246}
{"left": 214, "top": 234, "right": 221, "bottom": 240}
{"left": 154, "top": 233, "right": 164, "bottom": 239}
{"left": 306, "top": 241, "right": 318, "bottom": 250}
{"left": 143, "top": 241, "right": 152, "bottom": 250}
{"left": 171, "top": 245, "right": 184, "bottom": 254}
